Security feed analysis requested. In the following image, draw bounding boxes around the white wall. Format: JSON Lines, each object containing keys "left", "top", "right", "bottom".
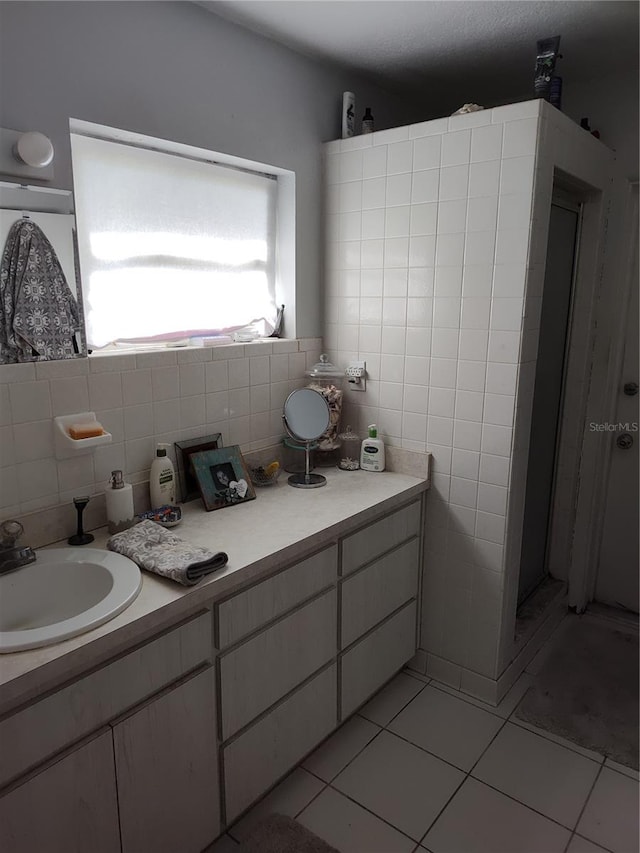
{"left": 562, "top": 71, "right": 639, "bottom": 180}
{"left": 0, "top": 0, "right": 413, "bottom": 340}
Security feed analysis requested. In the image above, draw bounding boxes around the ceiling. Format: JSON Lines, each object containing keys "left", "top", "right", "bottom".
{"left": 200, "top": 1, "right": 639, "bottom": 103}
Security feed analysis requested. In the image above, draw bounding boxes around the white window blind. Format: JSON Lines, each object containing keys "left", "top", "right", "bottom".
{"left": 71, "top": 132, "right": 278, "bottom": 349}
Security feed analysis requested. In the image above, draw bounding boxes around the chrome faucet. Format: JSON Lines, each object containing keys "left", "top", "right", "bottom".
{"left": 0, "top": 520, "right": 37, "bottom": 575}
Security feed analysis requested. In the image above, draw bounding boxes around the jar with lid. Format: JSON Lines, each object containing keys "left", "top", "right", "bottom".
{"left": 337, "top": 426, "right": 361, "bottom": 470}
{"left": 305, "top": 354, "right": 345, "bottom": 466}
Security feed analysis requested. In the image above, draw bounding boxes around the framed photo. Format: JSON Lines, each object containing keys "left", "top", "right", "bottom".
{"left": 175, "top": 433, "right": 222, "bottom": 502}
{"left": 190, "top": 445, "right": 256, "bottom": 512}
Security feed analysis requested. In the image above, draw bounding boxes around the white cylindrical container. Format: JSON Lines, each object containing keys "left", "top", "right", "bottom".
{"left": 105, "top": 470, "right": 135, "bottom": 534}
{"left": 342, "top": 92, "right": 355, "bottom": 138}
{"left": 150, "top": 444, "right": 176, "bottom": 509}
{"left": 360, "top": 424, "right": 385, "bottom": 472}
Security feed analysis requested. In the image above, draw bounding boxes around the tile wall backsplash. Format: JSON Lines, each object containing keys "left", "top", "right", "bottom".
{"left": 0, "top": 339, "right": 321, "bottom": 520}
{"left": 323, "top": 99, "right": 613, "bottom": 688}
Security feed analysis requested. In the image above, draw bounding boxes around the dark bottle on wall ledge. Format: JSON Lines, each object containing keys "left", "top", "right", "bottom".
{"left": 361, "top": 107, "right": 375, "bottom": 134}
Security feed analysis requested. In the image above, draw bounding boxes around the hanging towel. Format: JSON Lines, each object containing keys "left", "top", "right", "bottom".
{"left": 0, "top": 218, "right": 80, "bottom": 363}
{"left": 107, "top": 519, "right": 229, "bottom": 586}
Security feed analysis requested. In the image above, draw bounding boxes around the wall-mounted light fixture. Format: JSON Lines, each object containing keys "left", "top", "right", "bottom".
{"left": 0, "top": 127, "right": 55, "bottom": 180}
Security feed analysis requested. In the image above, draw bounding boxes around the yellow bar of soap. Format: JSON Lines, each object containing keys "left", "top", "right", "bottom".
{"left": 68, "top": 423, "right": 105, "bottom": 440}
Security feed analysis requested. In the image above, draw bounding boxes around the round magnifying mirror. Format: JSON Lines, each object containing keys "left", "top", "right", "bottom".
{"left": 282, "top": 388, "right": 330, "bottom": 488}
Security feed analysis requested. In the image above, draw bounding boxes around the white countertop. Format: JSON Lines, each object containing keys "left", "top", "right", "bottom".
{"left": 0, "top": 468, "right": 428, "bottom": 711}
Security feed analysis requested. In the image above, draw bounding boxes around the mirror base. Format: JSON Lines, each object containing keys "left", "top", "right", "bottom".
{"left": 287, "top": 473, "right": 326, "bottom": 489}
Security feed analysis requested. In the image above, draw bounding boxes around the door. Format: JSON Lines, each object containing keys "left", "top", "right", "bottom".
{"left": 595, "top": 187, "right": 639, "bottom": 612}
{"left": 0, "top": 732, "right": 120, "bottom": 853}
{"left": 113, "top": 668, "right": 220, "bottom": 853}
{"left": 518, "top": 202, "right": 580, "bottom": 603}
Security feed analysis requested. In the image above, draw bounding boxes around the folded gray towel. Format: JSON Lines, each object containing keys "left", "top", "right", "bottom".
{"left": 107, "top": 519, "right": 228, "bottom": 586}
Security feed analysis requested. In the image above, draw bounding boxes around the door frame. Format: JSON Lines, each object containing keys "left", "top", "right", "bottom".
{"left": 570, "top": 179, "right": 639, "bottom": 611}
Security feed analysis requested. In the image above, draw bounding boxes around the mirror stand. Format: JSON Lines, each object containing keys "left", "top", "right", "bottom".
{"left": 287, "top": 440, "right": 326, "bottom": 489}
{"left": 282, "top": 387, "right": 331, "bottom": 490}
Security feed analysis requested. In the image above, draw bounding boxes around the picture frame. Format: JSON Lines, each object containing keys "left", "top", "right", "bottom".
{"left": 189, "top": 445, "right": 256, "bottom": 512}
{"left": 174, "top": 433, "right": 222, "bottom": 502}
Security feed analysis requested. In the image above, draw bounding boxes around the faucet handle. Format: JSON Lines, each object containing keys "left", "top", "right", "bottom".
{"left": 1, "top": 520, "right": 24, "bottom": 548}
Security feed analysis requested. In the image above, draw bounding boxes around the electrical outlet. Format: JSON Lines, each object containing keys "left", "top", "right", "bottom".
{"left": 345, "top": 361, "right": 366, "bottom": 391}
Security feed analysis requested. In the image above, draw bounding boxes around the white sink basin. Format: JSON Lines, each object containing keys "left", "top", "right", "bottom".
{"left": 0, "top": 548, "right": 142, "bottom": 653}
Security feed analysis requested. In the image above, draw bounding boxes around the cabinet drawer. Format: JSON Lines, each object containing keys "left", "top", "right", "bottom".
{"left": 0, "top": 611, "right": 211, "bottom": 788}
{"left": 341, "top": 600, "right": 417, "bottom": 719}
{"left": 224, "top": 664, "right": 337, "bottom": 822}
{"left": 342, "top": 500, "right": 421, "bottom": 576}
{"left": 341, "top": 538, "right": 419, "bottom": 648}
{"left": 216, "top": 544, "right": 337, "bottom": 649}
{"left": 220, "top": 590, "right": 336, "bottom": 740}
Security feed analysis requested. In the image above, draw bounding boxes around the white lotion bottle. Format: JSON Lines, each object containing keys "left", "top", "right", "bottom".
{"left": 342, "top": 91, "right": 355, "bottom": 138}
{"left": 150, "top": 443, "right": 176, "bottom": 508}
{"left": 105, "top": 470, "right": 135, "bottom": 534}
{"left": 360, "top": 424, "right": 385, "bottom": 472}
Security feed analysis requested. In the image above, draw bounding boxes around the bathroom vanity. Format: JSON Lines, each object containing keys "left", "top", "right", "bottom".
{"left": 0, "top": 469, "right": 428, "bottom": 852}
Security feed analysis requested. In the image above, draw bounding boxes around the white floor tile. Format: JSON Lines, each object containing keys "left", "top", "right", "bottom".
{"left": 576, "top": 767, "right": 640, "bottom": 853}
{"left": 298, "top": 786, "right": 415, "bottom": 853}
{"left": 566, "top": 834, "right": 611, "bottom": 853}
{"left": 604, "top": 757, "right": 639, "bottom": 781}
{"left": 203, "top": 834, "right": 238, "bottom": 852}
{"left": 388, "top": 684, "right": 504, "bottom": 770}
{"left": 303, "top": 715, "right": 380, "bottom": 782}
{"left": 423, "top": 777, "right": 571, "bottom": 853}
{"left": 359, "top": 672, "right": 426, "bottom": 726}
{"left": 472, "top": 722, "right": 601, "bottom": 828}
{"left": 332, "top": 729, "right": 464, "bottom": 840}
{"left": 227, "top": 767, "right": 324, "bottom": 842}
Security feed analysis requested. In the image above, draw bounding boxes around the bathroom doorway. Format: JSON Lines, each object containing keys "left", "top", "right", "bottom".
{"left": 517, "top": 195, "right": 582, "bottom": 606}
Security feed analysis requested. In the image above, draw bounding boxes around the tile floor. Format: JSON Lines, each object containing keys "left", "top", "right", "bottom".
{"left": 210, "top": 622, "right": 639, "bottom": 853}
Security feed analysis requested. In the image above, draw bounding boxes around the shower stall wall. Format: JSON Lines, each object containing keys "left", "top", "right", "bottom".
{"left": 323, "top": 100, "right": 616, "bottom": 702}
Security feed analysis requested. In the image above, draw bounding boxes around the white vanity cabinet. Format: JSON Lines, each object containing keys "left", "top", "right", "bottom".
{"left": 0, "top": 731, "right": 120, "bottom": 853}
{"left": 0, "top": 476, "right": 428, "bottom": 850}
{"left": 0, "top": 612, "right": 220, "bottom": 853}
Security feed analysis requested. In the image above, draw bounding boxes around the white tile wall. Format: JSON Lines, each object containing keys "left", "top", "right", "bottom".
{"left": 326, "top": 102, "right": 539, "bottom": 677}
{"left": 0, "top": 339, "right": 320, "bottom": 517}
{"left": 324, "top": 98, "right": 613, "bottom": 683}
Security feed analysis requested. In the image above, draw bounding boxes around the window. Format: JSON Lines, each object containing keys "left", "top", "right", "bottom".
{"left": 70, "top": 121, "right": 294, "bottom": 350}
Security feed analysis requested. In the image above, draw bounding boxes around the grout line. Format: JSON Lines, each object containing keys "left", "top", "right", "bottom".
{"left": 304, "top": 726, "right": 386, "bottom": 786}
{"left": 323, "top": 778, "right": 425, "bottom": 848}
{"left": 415, "top": 771, "right": 468, "bottom": 849}
{"left": 463, "top": 773, "right": 595, "bottom": 837}
{"left": 506, "top": 716, "right": 605, "bottom": 766}
{"left": 569, "top": 762, "right": 605, "bottom": 834}
{"left": 363, "top": 677, "right": 429, "bottom": 729}
{"left": 569, "top": 832, "right": 616, "bottom": 853}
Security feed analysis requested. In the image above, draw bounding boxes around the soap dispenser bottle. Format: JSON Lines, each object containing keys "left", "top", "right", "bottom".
{"left": 360, "top": 424, "right": 385, "bottom": 472}
{"left": 105, "top": 470, "right": 135, "bottom": 534}
{"left": 150, "top": 444, "right": 176, "bottom": 509}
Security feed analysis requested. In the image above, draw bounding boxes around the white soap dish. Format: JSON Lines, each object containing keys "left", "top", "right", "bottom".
{"left": 54, "top": 412, "right": 112, "bottom": 459}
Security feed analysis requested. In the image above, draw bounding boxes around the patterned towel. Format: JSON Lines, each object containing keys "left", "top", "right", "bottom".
{"left": 0, "top": 219, "right": 81, "bottom": 363}
{"left": 107, "top": 519, "right": 228, "bottom": 586}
